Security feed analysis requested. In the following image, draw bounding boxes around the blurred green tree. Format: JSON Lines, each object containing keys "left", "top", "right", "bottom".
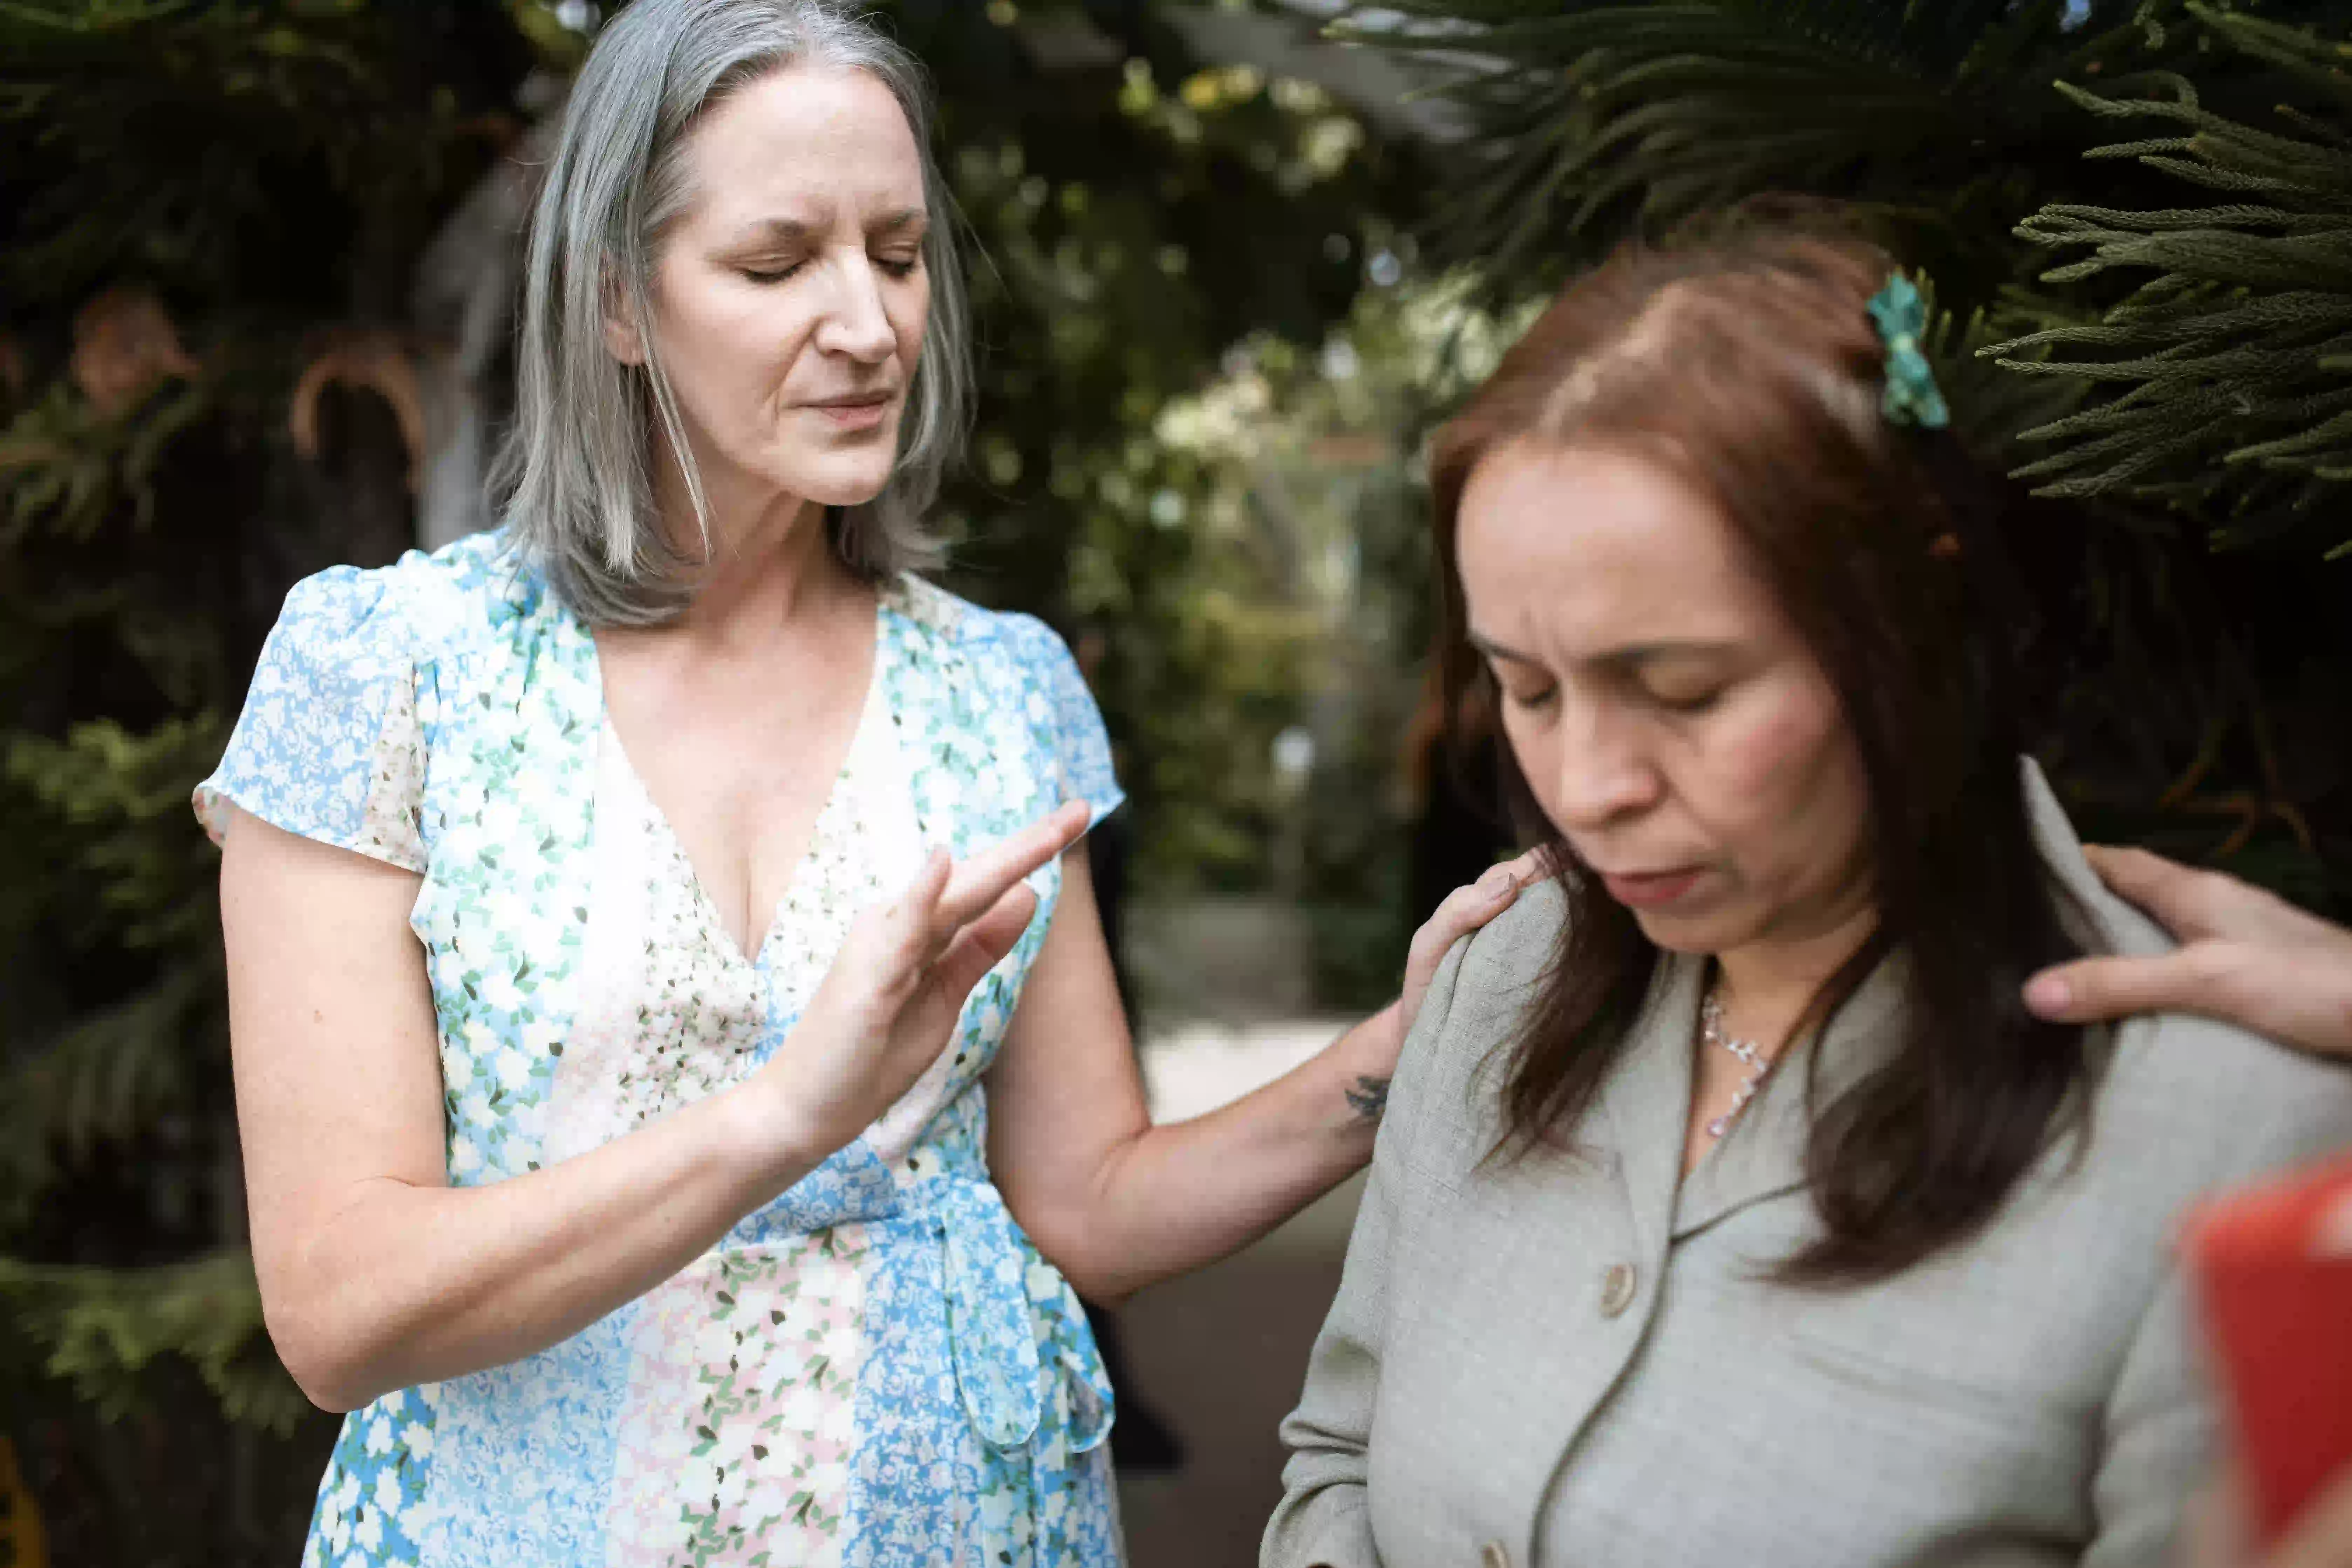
{"left": 1116, "top": 274, "right": 1537, "bottom": 1003}
{"left": 899, "top": 4, "right": 1430, "bottom": 897}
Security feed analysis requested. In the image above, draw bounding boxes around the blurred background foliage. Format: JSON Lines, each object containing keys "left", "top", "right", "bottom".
{"left": 9, "top": 0, "right": 2352, "bottom": 1563}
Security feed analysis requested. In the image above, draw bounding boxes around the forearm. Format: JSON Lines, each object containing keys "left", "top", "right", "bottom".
{"left": 1050, "top": 1010, "right": 1393, "bottom": 1302}
{"left": 270, "top": 1078, "right": 813, "bottom": 1410}
{"left": 988, "top": 844, "right": 1512, "bottom": 1304}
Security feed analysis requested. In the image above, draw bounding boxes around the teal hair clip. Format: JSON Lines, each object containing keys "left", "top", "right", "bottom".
{"left": 1865, "top": 272, "right": 1950, "bottom": 431}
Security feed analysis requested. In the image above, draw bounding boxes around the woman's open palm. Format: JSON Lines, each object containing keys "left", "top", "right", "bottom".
{"left": 763, "top": 800, "right": 1091, "bottom": 1157}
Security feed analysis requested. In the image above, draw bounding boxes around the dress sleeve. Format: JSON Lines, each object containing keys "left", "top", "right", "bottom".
{"left": 193, "top": 565, "right": 428, "bottom": 872}
{"left": 1001, "top": 614, "right": 1124, "bottom": 829}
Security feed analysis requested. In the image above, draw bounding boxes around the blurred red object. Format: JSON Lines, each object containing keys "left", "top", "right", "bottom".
{"left": 2187, "top": 1152, "right": 2352, "bottom": 1549}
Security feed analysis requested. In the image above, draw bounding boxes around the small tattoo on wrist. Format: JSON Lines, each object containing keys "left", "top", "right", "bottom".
{"left": 1346, "top": 1075, "right": 1391, "bottom": 1122}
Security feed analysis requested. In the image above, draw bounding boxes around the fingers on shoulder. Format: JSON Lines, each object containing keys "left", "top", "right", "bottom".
{"left": 2050, "top": 945, "right": 2243, "bottom": 1023}
{"left": 2087, "top": 844, "right": 2265, "bottom": 935}
{"left": 1413, "top": 853, "right": 1548, "bottom": 965}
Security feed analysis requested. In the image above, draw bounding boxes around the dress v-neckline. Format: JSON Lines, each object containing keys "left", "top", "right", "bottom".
{"left": 589, "top": 586, "right": 893, "bottom": 971}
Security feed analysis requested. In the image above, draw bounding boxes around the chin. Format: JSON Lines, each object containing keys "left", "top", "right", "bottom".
{"left": 783, "top": 459, "right": 897, "bottom": 511}
{"left": 1628, "top": 903, "right": 1752, "bottom": 956}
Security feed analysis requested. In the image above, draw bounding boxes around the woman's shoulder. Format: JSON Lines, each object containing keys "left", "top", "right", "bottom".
{"left": 2027, "top": 763, "right": 2352, "bottom": 1181}
{"left": 202, "top": 533, "right": 523, "bottom": 863}
{"left": 883, "top": 572, "right": 1071, "bottom": 666}
{"left": 1413, "top": 871, "right": 1568, "bottom": 1073}
{"left": 268, "top": 528, "right": 524, "bottom": 666}
{"left": 2097, "top": 1001, "right": 2352, "bottom": 1189}
{"left": 879, "top": 574, "right": 1123, "bottom": 821}
{"left": 880, "top": 573, "right": 1105, "bottom": 742}
{"left": 2052, "top": 830, "right": 2352, "bottom": 1178}
{"left": 1460, "top": 870, "right": 1570, "bottom": 989}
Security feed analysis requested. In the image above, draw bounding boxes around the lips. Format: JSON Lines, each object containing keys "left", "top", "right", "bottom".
{"left": 1595, "top": 865, "right": 1706, "bottom": 910}
{"left": 804, "top": 391, "right": 895, "bottom": 431}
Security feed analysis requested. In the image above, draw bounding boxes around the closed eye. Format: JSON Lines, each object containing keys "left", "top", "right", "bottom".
{"left": 744, "top": 255, "right": 918, "bottom": 285}
{"left": 1651, "top": 687, "right": 1723, "bottom": 715}
{"left": 1503, "top": 684, "right": 1558, "bottom": 714}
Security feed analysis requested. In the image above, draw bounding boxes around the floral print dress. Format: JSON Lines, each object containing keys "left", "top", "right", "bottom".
{"left": 195, "top": 530, "right": 1124, "bottom": 1568}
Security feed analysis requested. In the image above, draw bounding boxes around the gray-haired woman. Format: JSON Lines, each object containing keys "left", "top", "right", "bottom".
{"left": 195, "top": 3, "right": 1533, "bottom": 1564}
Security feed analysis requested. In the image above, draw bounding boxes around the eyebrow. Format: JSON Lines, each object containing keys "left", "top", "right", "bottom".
{"left": 1467, "top": 631, "right": 1737, "bottom": 671}
{"left": 735, "top": 208, "right": 928, "bottom": 244}
{"left": 1467, "top": 631, "right": 1541, "bottom": 666}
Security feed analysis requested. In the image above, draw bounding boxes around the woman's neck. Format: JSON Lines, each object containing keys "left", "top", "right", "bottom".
{"left": 650, "top": 437, "right": 848, "bottom": 645}
{"left": 1712, "top": 894, "right": 1881, "bottom": 1048}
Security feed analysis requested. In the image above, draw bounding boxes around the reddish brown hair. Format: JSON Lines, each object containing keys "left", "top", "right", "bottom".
{"left": 1433, "top": 228, "right": 2099, "bottom": 1284}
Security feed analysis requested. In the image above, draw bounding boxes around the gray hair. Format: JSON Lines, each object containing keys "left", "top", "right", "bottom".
{"left": 494, "top": 0, "right": 969, "bottom": 625}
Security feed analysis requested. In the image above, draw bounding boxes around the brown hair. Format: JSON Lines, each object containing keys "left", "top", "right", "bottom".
{"left": 1433, "top": 227, "right": 2100, "bottom": 1284}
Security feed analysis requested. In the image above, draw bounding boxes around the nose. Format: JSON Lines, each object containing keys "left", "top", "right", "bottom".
{"left": 1544, "top": 697, "right": 1663, "bottom": 834}
{"left": 813, "top": 253, "right": 899, "bottom": 365}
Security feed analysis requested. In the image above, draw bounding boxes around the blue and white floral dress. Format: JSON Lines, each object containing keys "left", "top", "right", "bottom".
{"left": 195, "top": 529, "right": 1124, "bottom": 1568}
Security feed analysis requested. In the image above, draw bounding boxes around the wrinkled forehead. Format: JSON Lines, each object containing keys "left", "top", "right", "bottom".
{"left": 675, "top": 63, "right": 927, "bottom": 231}
{"left": 1457, "top": 438, "right": 1789, "bottom": 659}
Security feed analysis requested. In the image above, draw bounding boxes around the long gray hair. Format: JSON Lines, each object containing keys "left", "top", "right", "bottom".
{"left": 494, "top": 0, "right": 969, "bottom": 625}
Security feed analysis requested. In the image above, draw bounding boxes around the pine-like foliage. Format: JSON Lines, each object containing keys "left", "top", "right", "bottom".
{"left": 1337, "top": 2, "right": 2218, "bottom": 296}
{"left": 1991, "top": 6, "right": 2352, "bottom": 556}
{"left": 1336, "top": 0, "right": 2352, "bottom": 497}
{"left": 1336, "top": 0, "right": 2352, "bottom": 906}
{"left": 0, "top": 5, "right": 548, "bottom": 1561}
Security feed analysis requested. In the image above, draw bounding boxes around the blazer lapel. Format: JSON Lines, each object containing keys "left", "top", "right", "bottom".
{"left": 2020, "top": 755, "right": 2169, "bottom": 960}
{"left": 1597, "top": 954, "right": 1706, "bottom": 1261}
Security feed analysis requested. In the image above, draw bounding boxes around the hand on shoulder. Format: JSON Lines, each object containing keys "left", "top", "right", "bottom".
{"left": 2024, "top": 846, "right": 2352, "bottom": 1063}
{"left": 1348, "top": 848, "right": 1554, "bottom": 1088}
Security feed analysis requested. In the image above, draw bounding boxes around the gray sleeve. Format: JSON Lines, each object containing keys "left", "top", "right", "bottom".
{"left": 1261, "top": 935, "right": 1473, "bottom": 1568}
{"left": 2086, "top": 1025, "right": 2352, "bottom": 1566}
{"left": 2082, "top": 1267, "right": 2215, "bottom": 1568}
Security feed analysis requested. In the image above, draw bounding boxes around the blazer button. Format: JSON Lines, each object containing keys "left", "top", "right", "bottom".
{"left": 1599, "top": 1261, "right": 1638, "bottom": 1318}
{"left": 1479, "top": 1542, "right": 1511, "bottom": 1568}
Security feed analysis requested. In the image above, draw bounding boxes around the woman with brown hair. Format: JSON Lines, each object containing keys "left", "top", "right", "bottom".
{"left": 1263, "top": 227, "right": 2352, "bottom": 1568}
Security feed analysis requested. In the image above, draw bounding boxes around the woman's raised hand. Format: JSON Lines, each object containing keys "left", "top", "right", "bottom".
{"left": 758, "top": 799, "right": 1092, "bottom": 1160}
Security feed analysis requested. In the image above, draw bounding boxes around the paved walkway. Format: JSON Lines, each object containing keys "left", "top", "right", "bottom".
{"left": 1112, "top": 1019, "right": 1370, "bottom": 1568}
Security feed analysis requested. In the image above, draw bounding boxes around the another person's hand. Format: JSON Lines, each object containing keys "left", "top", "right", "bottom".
{"left": 2024, "top": 845, "right": 2352, "bottom": 1061}
{"left": 1353, "top": 848, "right": 1550, "bottom": 1084}
{"left": 761, "top": 800, "right": 1090, "bottom": 1159}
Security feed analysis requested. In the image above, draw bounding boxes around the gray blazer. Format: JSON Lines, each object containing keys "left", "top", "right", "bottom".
{"left": 1266, "top": 765, "right": 2352, "bottom": 1568}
